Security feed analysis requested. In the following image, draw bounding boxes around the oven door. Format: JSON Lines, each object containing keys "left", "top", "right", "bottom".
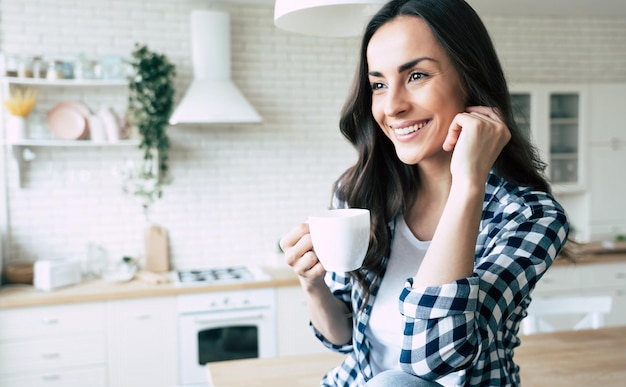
{"left": 179, "top": 307, "right": 276, "bottom": 385}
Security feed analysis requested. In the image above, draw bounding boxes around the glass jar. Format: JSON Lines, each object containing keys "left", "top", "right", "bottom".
{"left": 45, "top": 59, "right": 64, "bottom": 80}
{"left": 4, "top": 55, "right": 19, "bottom": 77}
{"left": 18, "top": 56, "right": 34, "bottom": 78}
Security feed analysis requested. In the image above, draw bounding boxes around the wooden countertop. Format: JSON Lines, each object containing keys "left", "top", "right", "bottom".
{"left": 553, "top": 249, "right": 626, "bottom": 266}
{"left": 1, "top": 252, "right": 624, "bottom": 309}
{"left": 0, "top": 265, "right": 299, "bottom": 309}
{"left": 207, "top": 326, "right": 626, "bottom": 387}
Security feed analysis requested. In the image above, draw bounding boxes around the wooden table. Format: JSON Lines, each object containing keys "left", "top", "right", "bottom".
{"left": 207, "top": 326, "right": 626, "bottom": 387}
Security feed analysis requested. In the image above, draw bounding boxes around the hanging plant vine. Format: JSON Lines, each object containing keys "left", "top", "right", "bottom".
{"left": 127, "top": 44, "right": 176, "bottom": 181}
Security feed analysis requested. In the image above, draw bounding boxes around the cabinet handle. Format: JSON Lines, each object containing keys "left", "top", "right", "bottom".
{"left": 194, "top": 313, "right": 265, "bottom": 325}
{"left": 616, "top": 273, "right": 626, "bottom": 279}
{"left": 41, "top": 352, "right": 61, "bottom": 359}
{"left": 610, "top": 137, "right": 622, "bottom": 151}
{"left": 41, "top": 317, "right": 59, "bottom": 325}
{"left": 42, "top": 374, "right": 61, "bottom": 381}
{"left": 135, "top": 314, "right": 152, "bottom": 320}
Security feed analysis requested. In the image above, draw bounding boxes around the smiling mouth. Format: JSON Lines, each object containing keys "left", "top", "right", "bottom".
{"left": 393, "top": 120, "right": 429, "bottom": 135}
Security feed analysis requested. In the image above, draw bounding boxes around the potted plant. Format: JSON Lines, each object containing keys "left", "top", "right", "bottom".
{"left": 125, "top": 44, "right": 176, "bottom": 273}
{"left": 127, "top": 44, "right": 176, "bottom": 183}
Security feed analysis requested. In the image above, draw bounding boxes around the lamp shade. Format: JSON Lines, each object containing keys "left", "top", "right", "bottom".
{"left": 274, "top": 0, "right": 385, "bottom": 37}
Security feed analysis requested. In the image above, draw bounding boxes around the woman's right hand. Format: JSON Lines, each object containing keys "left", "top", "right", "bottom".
{"left": 279, "top": 223, "right": 327, "bottom": 287}
{"left": 280, "top": 223, "right": 354, "bottom": 346}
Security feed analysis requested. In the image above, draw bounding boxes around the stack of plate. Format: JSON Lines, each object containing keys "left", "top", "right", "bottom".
{"left": 47, "top": 102, "right": 92, "bottom": 140}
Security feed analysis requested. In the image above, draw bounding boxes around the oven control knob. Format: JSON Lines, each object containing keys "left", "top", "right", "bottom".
{"left": 223, "top": 298, "right": 230, "bottom": 305}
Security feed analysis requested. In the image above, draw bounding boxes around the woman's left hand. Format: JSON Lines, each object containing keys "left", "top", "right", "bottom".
{"left": 443, "top": 106, "right": 511, "bottom": 185}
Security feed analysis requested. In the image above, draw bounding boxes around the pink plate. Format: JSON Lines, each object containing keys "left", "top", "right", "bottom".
{"left": 47, "top": 104, "right": 88, "bottom": 140}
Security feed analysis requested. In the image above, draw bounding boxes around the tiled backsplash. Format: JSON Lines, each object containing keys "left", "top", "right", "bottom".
{"left": 1, "top": 0, "right": 626, "bottom": 271}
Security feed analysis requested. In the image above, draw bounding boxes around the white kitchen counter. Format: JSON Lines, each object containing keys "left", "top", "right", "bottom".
{"left": 0, "top": 265, "right": 299, "bottom": 309}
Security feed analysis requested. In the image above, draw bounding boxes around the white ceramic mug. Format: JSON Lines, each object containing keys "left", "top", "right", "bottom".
{"left": 308, "top": 208, "right": 370, "bottom": 272}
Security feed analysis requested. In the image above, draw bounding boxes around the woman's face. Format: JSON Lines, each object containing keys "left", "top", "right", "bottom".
{"left": 367, "top": 16, "right": 466, "bottom": 166}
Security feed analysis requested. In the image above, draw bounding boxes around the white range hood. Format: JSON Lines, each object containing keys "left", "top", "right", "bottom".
{"left": 169, "top": 10, "right": 262, "bottom": 125}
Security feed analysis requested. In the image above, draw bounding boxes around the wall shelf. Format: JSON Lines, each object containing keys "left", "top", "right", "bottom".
{"left": 7, "top": 140, "right": 140, "bottom": 187}
{"left": 1, "top": 77, "right": 127, "bottom": 87}
{"left": 1, "top": 74, "right": 134, "bottom": 188}
{"left": 5, "top": 139, "right": 140, "bottom": 147}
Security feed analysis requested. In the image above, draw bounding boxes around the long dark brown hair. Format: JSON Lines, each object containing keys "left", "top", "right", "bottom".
{"left": 332, "top": 0, "right": 550, "bottom": 300}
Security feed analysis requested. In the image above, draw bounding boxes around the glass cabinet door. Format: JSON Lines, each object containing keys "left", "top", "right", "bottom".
{"left": 549, "top": 93, "right": 579, "bottom": 184}
{"left": 510, "top": 93, "right": 531, "bottom": 141}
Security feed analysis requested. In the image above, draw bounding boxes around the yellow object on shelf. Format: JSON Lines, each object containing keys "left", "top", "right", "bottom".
{"left": 3, "top": 86, "right": 37, "bottom": 117}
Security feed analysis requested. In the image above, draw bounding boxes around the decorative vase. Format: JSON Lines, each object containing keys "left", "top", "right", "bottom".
{"left": 6, "top": 115, "right": 28, "bottom": 141}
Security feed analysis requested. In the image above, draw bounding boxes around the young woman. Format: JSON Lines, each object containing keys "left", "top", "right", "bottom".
{"left": 280, "top": 0, "right": 569, "bottom": 386}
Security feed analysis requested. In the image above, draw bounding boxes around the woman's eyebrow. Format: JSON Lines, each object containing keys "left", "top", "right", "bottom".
{"left": 397, "top": 57, "right": 438, "bottom": 73}
{"left": 368, "top": 57, "right": 439, "bottom": 77}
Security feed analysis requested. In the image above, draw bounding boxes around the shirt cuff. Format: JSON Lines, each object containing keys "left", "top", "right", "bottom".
{"left": 399, "top": 276, "right": 479, "bottom": 320}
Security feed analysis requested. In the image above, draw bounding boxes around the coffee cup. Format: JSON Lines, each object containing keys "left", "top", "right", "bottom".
{"left": 308, "top": 208, "right": 370, "bottom": 272}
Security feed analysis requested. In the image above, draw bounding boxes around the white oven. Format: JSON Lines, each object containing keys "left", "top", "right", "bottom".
{"left": 177, "top": 287, "right": 276, "bottom": 386}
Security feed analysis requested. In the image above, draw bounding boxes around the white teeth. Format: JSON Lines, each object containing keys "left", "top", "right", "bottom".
{"left": 394, "top": 122, "right": 426, "bottom": 135}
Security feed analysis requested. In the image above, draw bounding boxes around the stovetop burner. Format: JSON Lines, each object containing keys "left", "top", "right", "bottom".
{"left": 174, "top": 265, "right": 270, "bottom": 285}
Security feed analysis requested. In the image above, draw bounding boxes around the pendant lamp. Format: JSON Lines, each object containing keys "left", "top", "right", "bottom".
{"left": 274, "top": 0, "right": 385, "bottom": 37}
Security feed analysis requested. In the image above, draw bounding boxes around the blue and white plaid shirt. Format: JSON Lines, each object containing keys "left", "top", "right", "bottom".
{"left": 314, "top": 172, "right": 569, "bottom": 386}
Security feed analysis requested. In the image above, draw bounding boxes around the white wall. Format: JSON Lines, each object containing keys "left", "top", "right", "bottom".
{"left": 1, "top": 0, "right": 625, "bottom": 271}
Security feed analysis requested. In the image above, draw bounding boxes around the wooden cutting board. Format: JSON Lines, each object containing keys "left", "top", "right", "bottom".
{"left": 143, "top": 225, "right": 169, "bottom": 273}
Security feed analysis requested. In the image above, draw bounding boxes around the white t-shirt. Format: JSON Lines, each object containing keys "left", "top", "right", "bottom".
{"left": 365, "top": 216, "right": 461, "bottom": 386}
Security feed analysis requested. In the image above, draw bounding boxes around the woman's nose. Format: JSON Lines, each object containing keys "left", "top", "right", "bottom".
{"left": 384, "top": 86, "right": 410, "bottom": 117}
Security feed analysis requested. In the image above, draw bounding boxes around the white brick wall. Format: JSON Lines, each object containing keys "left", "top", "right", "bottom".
{"left": 1, "top": 0, "right": 626, "bottom": 271}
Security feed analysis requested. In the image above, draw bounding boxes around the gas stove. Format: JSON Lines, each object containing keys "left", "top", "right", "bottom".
{"left": 174, "top": 265, "right": 270, "bottom": 286}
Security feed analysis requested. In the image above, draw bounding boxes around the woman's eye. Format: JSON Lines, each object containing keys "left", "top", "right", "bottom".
{"left": 409, "top": 72, "right": 428, "bottom": 81}
{"left": 370, "top": 82, "right": 385, "bottom": 91}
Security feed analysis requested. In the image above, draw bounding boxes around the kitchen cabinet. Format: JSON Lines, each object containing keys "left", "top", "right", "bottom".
{"left": 276, "top": 285, "right": 327, "bottom": 356}
{"left": 531, "top": 260, "right": 626, "bottom": 330}
{"left": 510, "top": 84, "right": 590, "bottom": 240}
{"left": 0, "top": 76, "right": 138, "bottom": 187}
{"left": 0, "top": 302, "right": 107, "bottom": 387}
{"left": 587, "top": 84, "right": 626, "bottom": 241}
{"left": 510, "top": 83, "right": 626, "bottom": 242}
{"left": 106, "top": 296, "right": 178, "bottom": 387}
{"left": 509, "top": 84, "right": 588, "bottom": 193}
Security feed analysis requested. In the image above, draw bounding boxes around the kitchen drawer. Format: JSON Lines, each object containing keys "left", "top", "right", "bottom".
{"left": 579, "top": 262, "right": 626, "bottom": 289}
{"left": 0, "top": 333, "right": 105, "bottom": 375}
{"left": 0, "top": 302, "right": 105, "bottom": 341}
{"left": 0, "top": 366, "right": 107, "bottom": 387}
{"left": 532, "top": 264, "right": 582, "bottom": 295}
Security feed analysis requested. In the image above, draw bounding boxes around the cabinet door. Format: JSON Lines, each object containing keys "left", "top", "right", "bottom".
{"left": 589, "top": 84, "right": 626, "bottom": 144}
{"left": 276, "top": 286, "right": 326, "bottom": 356}
{"left": 509, "top": 84, "right": 586, "bottom": 189}
{"left": 510, "top": 92, "right": 532, "bottom": 141}
{"left": 588, "top": 145, "right": 626, "bottom": 225}
{"left": 106, "top": 296, "right": 178, "bottom": 387}
{"left": 549, "top": 92, "right": 581, "bottom": 184}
